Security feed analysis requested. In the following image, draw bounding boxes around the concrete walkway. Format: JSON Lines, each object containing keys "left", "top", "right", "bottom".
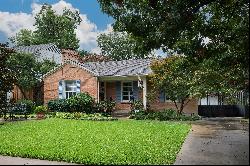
{"left": 175, "top": 117, "right": 249, "bottom": 165}
{"left": 0, "top": 155, "right": 78, "bottom": 165}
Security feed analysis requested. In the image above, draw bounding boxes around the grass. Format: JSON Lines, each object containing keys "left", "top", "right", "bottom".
{"left": 0, "top": 119, "right": 190, "bottom": 165}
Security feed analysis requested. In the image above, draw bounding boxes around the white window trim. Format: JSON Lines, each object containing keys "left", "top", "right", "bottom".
{"left": 121, "top": 81, "right": 133, "bottom": 102}
{"left": 64, "top": 80, "right": 77, "bottom": 99}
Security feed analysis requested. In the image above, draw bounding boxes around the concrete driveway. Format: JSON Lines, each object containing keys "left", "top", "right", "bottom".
{"left": 175, "top": 117, "right": 249, "bottom": 165}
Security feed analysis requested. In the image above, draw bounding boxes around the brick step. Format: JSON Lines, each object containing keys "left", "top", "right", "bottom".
{"left": 112, "top": 111, "right": 130, "bottom": 118}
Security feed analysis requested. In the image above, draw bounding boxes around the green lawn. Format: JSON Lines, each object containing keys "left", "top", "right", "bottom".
{"left": 0, "top": 119, "right": 190, "bottom": 165}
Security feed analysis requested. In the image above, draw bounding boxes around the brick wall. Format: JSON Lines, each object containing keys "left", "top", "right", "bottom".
{"left": 147, "top": 82, "right": 198, "bottom": 114}
{"left": 43, "top": 64, "right": 98, "bottom": 104}
{"left": 149, "top": 99, "right": 198, "bottom": 114}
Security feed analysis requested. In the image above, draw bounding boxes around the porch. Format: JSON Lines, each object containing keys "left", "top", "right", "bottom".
{"left": 97, "top": 75, "right": 148, "bottom": 111}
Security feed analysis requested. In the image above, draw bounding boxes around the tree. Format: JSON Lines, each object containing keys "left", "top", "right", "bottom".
{"left": 10, "top": 4, "right": 81, "bottom": 50}
{"left": 0, "top": 43, "right": 17, "bottom": 114}
{"left": 6, "top": 52, "right": 57, "bottom": 99}
{"left": 98, "top": 0, "right": 249, "bottom": 95}
{"left": 9, "top": 29, "right": 36, "bottom": 46}
{"left": 150, "top": 55, "right": 195, "bottom": 115}
{"left": 97, "top": 32, "right": 151, "bottom": 60}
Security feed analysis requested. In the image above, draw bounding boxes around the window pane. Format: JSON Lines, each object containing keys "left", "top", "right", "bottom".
{"left": 123, "top": 87, "right": 129, "bottom": 91}
{"left": 123, "top": 82, "right": 132, "bottom": 87}
{"left": 123, "top": 96, "right": 129, "bottom": 100}
{"left": 65, "top": 80, "right": 77, "bottom": 91}
{"left": 127, "top": 87, "right": 133, "bottom": 91}
{"left": 123, "top": 92, "right": 129, "bottom": 96}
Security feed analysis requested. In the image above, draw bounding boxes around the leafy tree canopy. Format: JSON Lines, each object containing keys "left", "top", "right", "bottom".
{"left": 150, "top": 55, "right": 195, "bottom": 114}
{"left": 0, "top": 43, "right": 17, "bottom": 110}
{"left": 6, "top": 52, "right": 57, "bottom": 99}
{"left": 10, "top": 4, "right": 81, "bottom": 50}
{"left": 98, "top": 0, "right": 249, "bottom": 93}
{"left": 97, "top": 32, "right": 151, "bottom": 60}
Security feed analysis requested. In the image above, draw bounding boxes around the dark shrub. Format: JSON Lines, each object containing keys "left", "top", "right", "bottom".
{"left": 133, "top": 111, "right": 147, "bottom": 120}
{"left": 16, "top": 99, "right": 35, "bottom": 114}
{"left": 131, "top": 108, "right": 201, "bottom": 121}
{"left": 95, "top": 100, "right": 116, "bottom": 114}
{"left": 157, "top": 109, "right": 177, "bottom": 121}
{"left": 67, "top": 92, "right": 95, "bottom": 113}
{"left": 47, "top": 99, "right": 69, "bottom": 112}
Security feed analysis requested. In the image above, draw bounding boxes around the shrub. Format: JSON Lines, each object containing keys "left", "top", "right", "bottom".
{"left": 47, "top": 99, "right": 70, "bottom": 112}
{"left": 16, "top": 99, "right": 35, "bottom": 114}
{"left": 95, "top": 100, "right": 116, "bottom": 114}
{"left": 34, "top": 106, "right": 48, "bottom": 114}
{"left": 157, "top": 109, "right": 177, "bottom": 121}
{"left": 133, "top": 111, "right": 147, "bottom": 120}
{"left": 67, "top": 93, "right": 95, "bottom": 113}
{"left": 131, "top": 100, "right": 144, "bottom": 111}
{"left": 131, "top": 109, "right": 201, "bottom": 121}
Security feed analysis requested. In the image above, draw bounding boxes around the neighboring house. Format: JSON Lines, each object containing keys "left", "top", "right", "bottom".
{"left": 13, "top": 43, "right": 62, "bottom": 64}
{"left": 9, "top": 43, "right": 62, "bottom": 102}
{"left": 43, "top": 58, "right": 198, "bottom": 114}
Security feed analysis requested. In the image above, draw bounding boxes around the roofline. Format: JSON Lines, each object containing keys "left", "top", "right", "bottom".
{"left": 42, "top": 59, "right": 99, "bottom": 80}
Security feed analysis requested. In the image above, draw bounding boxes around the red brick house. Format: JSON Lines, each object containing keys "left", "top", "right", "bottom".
{"left": 43, "top": 58, "right": 198, "bottom": 114}
{"left": 10, "top": 45, "right": 110, "bottom": 103}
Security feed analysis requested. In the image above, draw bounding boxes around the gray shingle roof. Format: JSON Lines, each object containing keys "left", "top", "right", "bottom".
{"left": 64, "top": 58, "right": 153, "bottom": 77}
{"left": 13, "top": 43, "right": 61, "bottom": 55}
{"left": 13, "top": 43, "right": 62, "bottom": 64}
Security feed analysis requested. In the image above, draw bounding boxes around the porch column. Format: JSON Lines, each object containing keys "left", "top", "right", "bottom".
{"left": 142, "top": 77, "right": 147, "bottom": 110}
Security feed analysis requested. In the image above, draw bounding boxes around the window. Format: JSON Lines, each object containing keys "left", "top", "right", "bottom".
{"left": 122, "top": 82, "right": 133, "bottom": 102}
{"left": 65, "top": 80, "right": 77, "bottom": 99}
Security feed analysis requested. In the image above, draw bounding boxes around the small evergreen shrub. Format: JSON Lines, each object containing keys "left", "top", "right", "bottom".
{"left": 95, "top": 100, "right": 116, "bottom": 114}
{"left": 47, "top": 99, "right": 70, "bottom": 112}
{"left": 66, "top": 93, "right": 94, "bottom": 113}
{"left": 16, "top": 99, "right": 35, "bottom": 114}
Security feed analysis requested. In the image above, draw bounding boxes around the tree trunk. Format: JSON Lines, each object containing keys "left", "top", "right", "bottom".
{"left": 18, "top": 86, "right": 28, "bottom": 100}
{"left": 179, "top": 100, "right": 185, "bottom": 115}
{"left": 173, "top": 100, "right": 181, "bottom": 115}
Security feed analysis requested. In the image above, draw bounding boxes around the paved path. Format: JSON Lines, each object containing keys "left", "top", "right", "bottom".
{"left": 175, "top": 117, "right": 249, "bottom": 165}
{"left": 0, "top": 155, "right": 78, "bottom": 165}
